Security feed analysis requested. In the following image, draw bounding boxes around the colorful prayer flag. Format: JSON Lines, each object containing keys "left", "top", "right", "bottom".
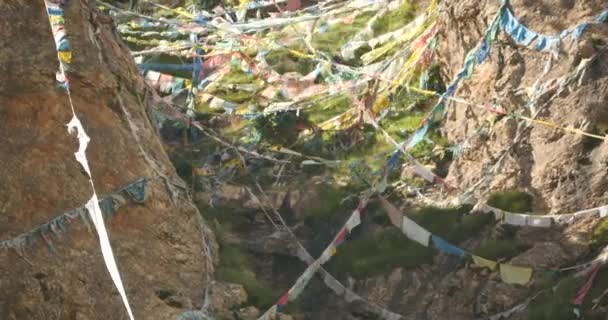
{"left": 499, "top": 264, "right": 533, "bottom": 285}
{"left": 472, "top": 255, "right": 498, "bottom": 271}
{"left": 402, "top": 216, "right": 431, "bottom": 247}
{"left": 431, "top": 235, "right": 466, "bottom": 258}
{"left": 334, "top": 228, "right": 347, "bottom": 246}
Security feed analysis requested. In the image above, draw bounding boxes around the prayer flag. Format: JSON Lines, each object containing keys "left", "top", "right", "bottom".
{"left": 431, "top": 235, "right": 466, "bottom": 258}
{"left": 472, "top": 255, "right": 498, "bottom": 271}
{"left": 334, "top": 228, "right": 347, "bottom": 246}
{"left": 345, "top": 210, "right": 361, "bottom": 232}
{"left": 499, "top": 264, "right": 533, "bottom": 285}
{"left": 402, "top": 216, "right": 431, "bottom": 247}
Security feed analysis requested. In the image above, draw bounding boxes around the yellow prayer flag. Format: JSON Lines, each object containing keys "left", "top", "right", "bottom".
{"left": 49, "top": 15, "right": 64, "bottom": 25}
{"left": 329, "top": 246, "right": 337, "bottom": 256}
{"left": 57, "top": 51, "right": 72, "bottom": 64}
{"left": 472, "top": 255, "right": 498, "bottom": 271}
{"left": 499, "top": 264, "right": 533, "bottom": 285}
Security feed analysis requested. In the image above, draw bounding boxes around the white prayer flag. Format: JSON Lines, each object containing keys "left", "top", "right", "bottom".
{"left": 401, "top": 216, "right": 431, "bottom": 247}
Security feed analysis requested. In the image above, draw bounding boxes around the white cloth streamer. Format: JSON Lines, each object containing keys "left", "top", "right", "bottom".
{"left": 69, "top": 115, "right": 135, "bottom": 320}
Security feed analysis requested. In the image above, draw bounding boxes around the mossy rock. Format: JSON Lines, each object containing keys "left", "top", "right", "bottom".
{"left": 216, "top": 244, "right": 278, "bottom": 309}
{"left": 526, "top": 276, "right": 581, "bottom": 320}
{"left": 198, "top": 203, "right": 252, "bottom": 234}
{"left": 302, "top": 181, "right": 359, "bottom": 225}
{"left": 487, "top": 190, "right": 533, "bottom": 213}
{"left": 215, "top": 90, "right": 256, "bottom": 104}
{"left": 408, "top": 205, "right": 494, "bottom": 245}
{"left": 473, "top": 238, "right": 525, "bottom": 261}
{"left": 210, "top": 69, "right": 260, "bottom": 103}
{"left": 327, "top": 228, "right": 434, "bottom": 278}
{"left": 446, "top": 212, "right": 495, "bottom": 244}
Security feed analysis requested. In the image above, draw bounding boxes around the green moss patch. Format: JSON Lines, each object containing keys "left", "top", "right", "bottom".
{"left": 473, "top": 238, "right": 525, "bottom": 261}
{"left": 327, "top": 228, "right": 434, "bottom": 278}
{"left": 371, "top": 1, "right": 416, "bottom": 36}
{"left": 216, "top": 244, "right": 278, "bottom": 308}
{"left": 303, "top": 181, "right": 360, "bottom": 224}
{"left": 487, "top": 190, "right": 534, "bottom": 213}
{"left": 408, "top": 205, "right": 495, "bottom": 244}
{"left": 526, "top": 277, "right": 581, "bottom": 320}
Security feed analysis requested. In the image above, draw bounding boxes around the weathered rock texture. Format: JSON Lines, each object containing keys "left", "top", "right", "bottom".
{"left": 0, "top": 1, "right": 217, "bottom": 319}
{"left": 439, "top": 0, "right": 608, "bottom": 212}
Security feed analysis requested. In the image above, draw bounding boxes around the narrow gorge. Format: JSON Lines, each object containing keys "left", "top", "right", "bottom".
{"left": 1, "top": 0, "right": 607, "bottom": 320}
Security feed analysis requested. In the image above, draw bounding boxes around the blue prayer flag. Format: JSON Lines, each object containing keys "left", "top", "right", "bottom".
{"left": 431, "top": 235, "right": 466, "bottom": 258}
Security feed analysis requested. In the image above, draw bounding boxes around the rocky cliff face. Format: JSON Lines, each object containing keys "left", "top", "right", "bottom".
{"left": 347, "top": 1, "right": 608, "bottom": 319}
{"left": 438, "top": 0, "right": 608, "bottom": 212}
{"left": 2, "top": 1, "right": 606, "bottom": 320}
{"left": 0, "top": 1, "right": 216, "bottom": 319}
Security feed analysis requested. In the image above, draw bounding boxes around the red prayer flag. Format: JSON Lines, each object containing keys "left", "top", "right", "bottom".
{"left": 277, "top": 292, "right": 289, "bottom": 306}
{"left": 573, "top": 264, "right": 601, "bottom": 306}
{"left": 334, "top": 228, "right": 347, "bottom": 246}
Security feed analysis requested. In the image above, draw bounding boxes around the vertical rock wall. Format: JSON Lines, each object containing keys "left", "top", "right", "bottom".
{"left": 0, "top": 1, "right": 217, "bottom": 319}
{"left": 438, "top": 0, "right": 608, "bottom": 212}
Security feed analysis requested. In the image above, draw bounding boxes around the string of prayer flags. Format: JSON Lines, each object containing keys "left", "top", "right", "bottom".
{"left": 0, "top": 178, "right": 147, "bottom": 254}
{"left": 246, "top": 185, "right": 394, "bottom": 318}
{"left": 379, "top": 195, "right": 605, "bottom": 286}
{"left": 503, "top": 212, "right": 527, "bottom": 226}
{"left": 257, "top": 194, "right": 371, "bottom": 319}
{"left": 500, "top": 7, "right": 608, "bottom": 53}
{"left": 143, "top": 70, "right": 187, "bottom": 95}
{"left": 380, "top": 197, "right": 540, "bottom": 286}
{"left": 46, "top": 0, "right": 72, "bottom": 89}
{"left": 474, "top": 202, "right": 608, "bottom": 228}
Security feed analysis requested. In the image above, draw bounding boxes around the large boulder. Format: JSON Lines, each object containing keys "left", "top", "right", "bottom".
{"left": 0, "top": 1, "right": 217, "bottom": 319}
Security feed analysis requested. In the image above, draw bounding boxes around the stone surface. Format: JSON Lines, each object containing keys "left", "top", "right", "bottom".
{"left": 209, "top": 281, "right": 248, "bottom": 313}
{"left": 236, "top": 306, "right": 261, "bottom": 320}
{"left": 0, "top": 1, "right": 217, "bottom": 319}
{"left": 437, "top": 0, "right": 608, "bottom": 213}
